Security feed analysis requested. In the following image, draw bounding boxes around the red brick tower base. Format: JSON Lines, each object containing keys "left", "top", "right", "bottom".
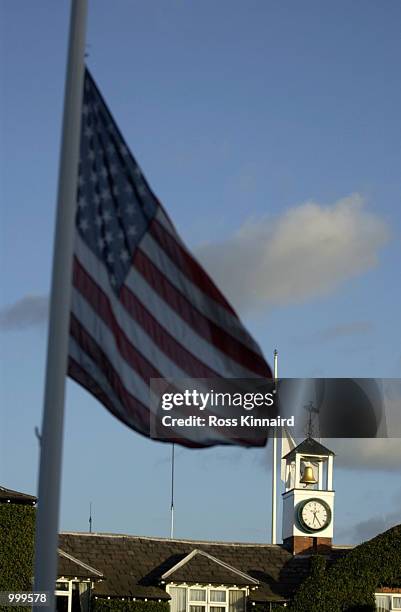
{"left": 283, "top": 536, "right": 332, "bottom": 555}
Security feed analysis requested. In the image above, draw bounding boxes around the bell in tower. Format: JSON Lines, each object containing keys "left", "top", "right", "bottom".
{"left": 300, "top": 465, "right": 318, "bottom": 486}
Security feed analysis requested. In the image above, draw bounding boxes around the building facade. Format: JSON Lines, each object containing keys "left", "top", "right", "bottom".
{"left": 2, "top": 437, "right": 400, "bottom": 611}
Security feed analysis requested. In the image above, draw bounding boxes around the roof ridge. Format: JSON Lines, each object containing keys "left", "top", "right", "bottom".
{"left": 59, "top": 532, "right": 287, "bottom": 548}
{"left": 0, "top": 485, "right": 36, "bottom": 496}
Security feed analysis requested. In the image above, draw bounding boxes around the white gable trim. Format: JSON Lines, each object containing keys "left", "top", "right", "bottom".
{"left": 58, "top": 548, "right": 103, "bottom": 578}
{"left": 161, "top": 549, "right": 259, "bottom": 585}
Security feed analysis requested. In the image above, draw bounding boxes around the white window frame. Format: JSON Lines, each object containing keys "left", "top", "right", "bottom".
{"left": 374, "top": 592, "right": 401, "bottom": 612}
{"left": 188, "top": 586, "right": 207, "bottom": 612}
{"left": 167, "top": 584, "right": 247, "bottom": 612}
{"left": 206, "top": 586, "right": 228, "bottom": 612}
{"left": 55, "top": 579, "right": 73, "bottom": 612}
{"left": 55, "top": 578, "right": 92, "bottom": 612}
{"left": 208, "top": 587, "right": 228, "bottom": 605}
{"left": 188, "top": 587, "right": 207, "bottom": 603}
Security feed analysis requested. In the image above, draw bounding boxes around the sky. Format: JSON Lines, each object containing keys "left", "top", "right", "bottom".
{"left": 1, "top": 0, "right": 400, "bottom": 546}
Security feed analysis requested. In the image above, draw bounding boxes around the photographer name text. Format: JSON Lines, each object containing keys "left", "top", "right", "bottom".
{"left": 161, "top": 415, "right": 295, "bottom": 428}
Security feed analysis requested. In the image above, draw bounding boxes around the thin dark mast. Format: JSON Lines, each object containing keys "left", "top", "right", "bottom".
{"left": 170, "top": 444, "right": 175, "bottom": 538}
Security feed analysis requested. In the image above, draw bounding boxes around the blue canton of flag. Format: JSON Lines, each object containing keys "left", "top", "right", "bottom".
{"left": 76, "top": 71, "right": 157, "bottom": 292}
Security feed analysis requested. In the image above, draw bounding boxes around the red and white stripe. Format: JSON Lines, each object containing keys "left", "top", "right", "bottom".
{"left": 69, "top": 201, "right": 272, "bottom": 447}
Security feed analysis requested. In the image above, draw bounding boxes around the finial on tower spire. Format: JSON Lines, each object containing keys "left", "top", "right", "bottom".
{"left": 304, "top": 401, "right": 319, "bottom": 439}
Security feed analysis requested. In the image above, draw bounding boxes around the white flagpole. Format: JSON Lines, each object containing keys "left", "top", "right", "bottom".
{"left": 271, "top": 349, "right": 278, "bottom": 544}
{"left": 33, "top": 1, "right": 88, "bottom": 609}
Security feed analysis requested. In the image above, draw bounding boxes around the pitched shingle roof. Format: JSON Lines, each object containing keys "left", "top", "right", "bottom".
{"left": 58, "top": 532, "right": 317, "bottom": 602}
{"left": 283, "top": 437, "right": 335, "bottom": 460}
{"left": 0, "top": 486, "right": 36, "bottom": 505}
{"left": 161, "top": 550, "right": 259, "bottom": 586}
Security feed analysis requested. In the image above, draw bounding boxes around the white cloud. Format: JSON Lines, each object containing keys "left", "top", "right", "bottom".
{"left": 0, "top": 195, "right": 390, "bottom": 331}
{"left": 336, "top": 488, "right": 401, "bottom": 543}
{"left": 337, "top": 510, "right": 400, "bottom": 545}
{"left": 326, "top": 438, "right": 401, "bottom": 471}
{"left": 293, "top": 320, "right": 374, "bottom": 345}
{"left": 196, "top": 194, "right": 390, "bottom": 312}
{"left": 0, "top": 295, "right": 48, "bottom": 330}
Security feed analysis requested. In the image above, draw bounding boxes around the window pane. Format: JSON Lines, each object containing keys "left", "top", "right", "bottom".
{"left": 210, "top": 607, "right": 225, "bottom": 612}
{"left": 190, "top": 606, "right": 206, "bottom": 612}
{"left": 229, "top": 590, "right": 245, "bottom": 612}
{"left": 393, "top": 597, "right": 401, "bottom": 609}
{"left": 56, "top": 596, "right": 69, "bottom": 612}
{"left": 170, "top": 588, "right": 187, "bottom": 612}
{"left": 190, "top": 590, "right": 206, "bottom": 602}
{"left": 375, "top": 594, "right": 390, "bottom": 612}
{"left": 210, "top": 591, "right": 226, "bottom": 603}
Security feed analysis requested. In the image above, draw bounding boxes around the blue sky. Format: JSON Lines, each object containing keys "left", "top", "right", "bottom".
{"left": 1, "top": 1, "right": 400, "bottom": 545}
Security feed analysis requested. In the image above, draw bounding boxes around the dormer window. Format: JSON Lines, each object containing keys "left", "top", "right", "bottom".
{"left": 168, "top": 585, "right": 245, "bottom": 612}
{"left": 189, "top": 587, "right": 227, "bottom": 612}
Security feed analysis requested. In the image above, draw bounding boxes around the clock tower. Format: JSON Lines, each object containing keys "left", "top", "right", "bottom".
{"left": 282, "top": 437, "right": 335, "bottom": 555}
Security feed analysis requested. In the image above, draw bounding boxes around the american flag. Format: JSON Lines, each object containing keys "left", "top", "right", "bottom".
{"left": 68, "top": 69, "right": 272, "bottom": 448}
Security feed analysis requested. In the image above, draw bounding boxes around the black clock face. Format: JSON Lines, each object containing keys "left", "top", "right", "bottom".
{"left": 297, "top": 498, "right": 331, "bottom": 533}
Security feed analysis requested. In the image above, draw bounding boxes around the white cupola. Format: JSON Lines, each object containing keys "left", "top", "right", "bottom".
{"left": 281, "top": 437, "right": 335, "bottom": 555}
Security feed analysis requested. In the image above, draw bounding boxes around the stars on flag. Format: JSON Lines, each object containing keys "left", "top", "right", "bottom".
{"left": 79, "top": 219, "right": 89, "bottom": 233}
{"left": 120, "top": 249, "right": 130, "bottom": 263}
{"left": 84, "top": 125, "right": 94, "bottom": 139}
{"left": 109, "top": 162, "right": 118, "bottom": 176}
{"left": 100, "top": 187, "right": 110, "bottom": 202}
{"left": 106, "top": 142, "right": 115, "bottom": 156}
{"left": 75, "top": 70, "right": 158, "bottom": 292}
{"left": 105, "top": 231, "right": 113, "bottom": 246}
{"left": 120, "top": 144, "right": 129, "bottom": 157}
{"left": 78, "top": 196, "right": 87, "bottom": 210}
{"left": 102, "top": 210, "right": 112, "bottom": 224}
